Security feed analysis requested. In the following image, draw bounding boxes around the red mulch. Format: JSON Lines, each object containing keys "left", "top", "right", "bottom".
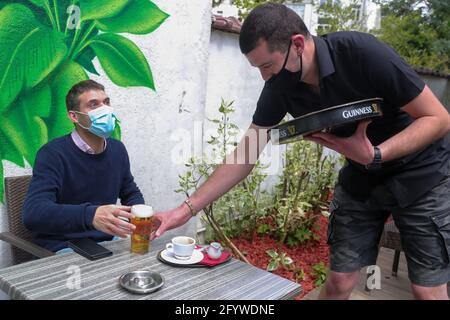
{"left": 230, "top": 215, "right": 330, "bottom": 300}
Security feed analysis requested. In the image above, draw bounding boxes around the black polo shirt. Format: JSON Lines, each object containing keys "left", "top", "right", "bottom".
{"left": 252, "top": 31, "right": 450, "bottom": 207}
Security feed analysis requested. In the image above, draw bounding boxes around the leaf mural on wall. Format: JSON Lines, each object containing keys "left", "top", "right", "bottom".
{"left": 0, "top": 3, "right": 67, "bottom": 112}
{"left": 0, "top": 0, "right": 169, "bottom": 201}
{"left": 89, "top": 33, "right": 155, "bottom": 89}
{"left": 96, "top": 0, "right": 169, "bottom": 35}
{"left": 46, "top": 60, "right": 88, "bottom": 140}
{"left": 78, "top": 0, "right": 129, "bottom": 21}
{"left": 76, "top": 46, "right": 100, "bottom": 75}
{"left": 4, "top": 83, "right": 51, "bottom": 166}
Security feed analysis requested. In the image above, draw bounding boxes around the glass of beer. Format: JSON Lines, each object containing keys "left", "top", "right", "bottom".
{"left": 130, "top": 205, "right": 154, "bottom": 254}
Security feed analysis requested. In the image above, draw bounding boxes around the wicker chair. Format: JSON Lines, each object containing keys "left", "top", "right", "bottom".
{"left": 379, "top": 219, "right": 402, "bottom": 276}
{"left": 0, "top": 175, "right": 54, "bottom": 265}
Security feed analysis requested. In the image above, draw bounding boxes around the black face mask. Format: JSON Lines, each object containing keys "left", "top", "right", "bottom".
{"left": 266, "top": 39, "right": 303, "bottom": 92}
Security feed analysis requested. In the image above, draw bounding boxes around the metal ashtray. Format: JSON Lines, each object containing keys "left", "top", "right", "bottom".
{"left": 119, "top": 270, "right": 164, "bottom": 294}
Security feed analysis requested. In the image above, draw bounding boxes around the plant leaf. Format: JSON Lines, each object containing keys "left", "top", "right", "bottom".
{"left": 282, "top": 256, "right": 294, "bottom": 266}
{"left": 266, "top": 250, "right": 278, "bottom": 259}
{"left": 30, "top": 82, "right": 53, "bottom": 119}
{"left": 27, "top": 0, "right": 50, "bottom": 8}
{"left": 75, "top": 46, "right": 99, "bottom": 75}
{"left": 0, "top": 3, "right": 67, "bottom": 112}
{"left": 3, "top": 84, "right": 51, "bottom": 166}
{"left": 89, "top": 33, "right": 154, "bottom": 89}
{"left": 22, "top": 0, "right": 58, "bottom": 29}
{"left": 78, "top": 0, "right": 128, "bottom": 22}
{"left": 46, "top": 61, "right": 88, "bottom": 140}
{"left": 3, "top": 0, "right": 35, "bottom": 10}
{"left": 96, "top": 0, "right": 169, "bottom": 35}
{"left": 0, "top": 113, "right": 28, "bottom": 166}
{"left": 267, "top": 260, "right": 279, "bottom": 272}
{"left": 0, "top": 76, "right": 50, "bottom": 159}
{"left": 111, "top": 118, "right": 121, "bottom": 140}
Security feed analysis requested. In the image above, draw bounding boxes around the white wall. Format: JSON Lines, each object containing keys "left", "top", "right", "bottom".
{"left": 205, "top": 31, "right": 263, "bottom": 138}
{"left": 0, "top": 0, "right": 212, "bottom": 268}
{"left": 205, "top": 30, "right": 285, "bottom": 178}
{"left": 206, "top": 29, "right": 288, "bottom": 203}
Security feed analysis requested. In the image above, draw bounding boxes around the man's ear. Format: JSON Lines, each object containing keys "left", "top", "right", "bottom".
{"left": 67, "top": 110, "right": 78, "bottom": 124}
{"left": 291, "top": 34, "right": 305, "bottom": 55}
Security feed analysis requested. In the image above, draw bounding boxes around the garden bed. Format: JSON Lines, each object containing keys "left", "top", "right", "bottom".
{"left": 230, "top": 214, "right": 330, "bottom": 300}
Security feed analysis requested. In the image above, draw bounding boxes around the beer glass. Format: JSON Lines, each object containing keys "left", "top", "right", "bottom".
{"left": 130, "top": 205, "right": 154, "bottom": 254}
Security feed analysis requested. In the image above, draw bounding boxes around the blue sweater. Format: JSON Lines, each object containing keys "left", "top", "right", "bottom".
{"left": 23, "top": 135, "right": 145, "bottom": 252}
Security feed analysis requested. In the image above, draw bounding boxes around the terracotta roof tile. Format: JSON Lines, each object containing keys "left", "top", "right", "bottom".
{"left": 211, "top": 14, "right": 241, "bottom": 34}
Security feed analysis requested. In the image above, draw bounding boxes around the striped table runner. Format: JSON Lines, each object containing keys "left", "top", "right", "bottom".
{"left": 0, "top": 238, "right": 301, "bottom": 300}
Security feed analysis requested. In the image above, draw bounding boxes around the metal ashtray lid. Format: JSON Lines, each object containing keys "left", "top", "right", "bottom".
{"left": 119, "top": 270, "right": 164, "bottom": 294}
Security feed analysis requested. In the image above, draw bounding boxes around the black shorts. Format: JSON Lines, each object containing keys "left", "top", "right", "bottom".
{"left": 328, "top": 170, "right": 450, "bottom": 287}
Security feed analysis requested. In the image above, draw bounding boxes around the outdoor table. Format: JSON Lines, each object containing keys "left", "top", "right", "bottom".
{"left": 0, "top": 238, "right": 301, "bottom": 300}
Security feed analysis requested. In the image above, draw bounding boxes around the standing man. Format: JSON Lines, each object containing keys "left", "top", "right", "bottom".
{"left": 153, "top": 3, "right": 450, "bottom": 299}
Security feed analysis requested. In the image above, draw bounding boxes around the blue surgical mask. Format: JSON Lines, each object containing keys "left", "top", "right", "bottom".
{"left": 75, "top": 105, "right": 117, "bottom": 138}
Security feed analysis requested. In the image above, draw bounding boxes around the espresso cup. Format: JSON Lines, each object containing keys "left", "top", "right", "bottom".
{"left": 166, "top": 236, "right": 196, "bottom": 260}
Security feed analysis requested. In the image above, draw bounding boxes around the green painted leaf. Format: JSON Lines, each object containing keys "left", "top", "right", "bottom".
{"left": 0, "top": 86, "right": 51, "bottom": 169}
{"left": 89, "top": 33, "right": 154, "bottom": 89}
{"left": 46, "top": 61, "right": 88, "bottom": 140}
{"left": 96, "top": 0, "right": 169, "bottom": 35}
{"left": 2, "top": 0, "right": 34, "bottom": 10}
{"left": 0, "top": 114, "right": 27, "bottom": 167}
{"left": 28, "top": 82, "right": 53, "bottom": 119}
{"left": 3, "top": 84, "right": 51, "bottom": 166}
{"left": 76, "top": 46, "right": 99, "bottom": 75}
{"left": 0, "top": 3, "right": 68, "bottom": 112}
{"left": 111, "top": 119, "right": 122, "bottom": 140}
{"left": 16, "top": 0, "right": 53, "bottom": 29}
{"left": 27, "top": 0, "right": 50, "bottom": 8}
{"left": 79, "top": 0, "right": 129, "bottom": 21}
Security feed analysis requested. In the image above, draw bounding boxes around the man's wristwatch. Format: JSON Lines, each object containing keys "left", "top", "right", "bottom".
{"left": 365, "top": 146, "right": 382, "bottom": 170}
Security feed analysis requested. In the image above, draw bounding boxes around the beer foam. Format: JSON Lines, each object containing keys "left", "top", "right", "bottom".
{"left": 131, "top": 204, "right": 154, "bottom": 218}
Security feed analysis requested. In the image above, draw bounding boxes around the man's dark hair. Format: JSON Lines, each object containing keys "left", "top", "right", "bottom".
{"left": 66, "top": 80, "right": 105, "bottom": 111}
{"left": 239, "top": 3, "right": 310, "bottom": 54}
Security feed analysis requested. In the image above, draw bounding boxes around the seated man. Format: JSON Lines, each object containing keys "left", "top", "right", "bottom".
{"left": 23, "top": 80, "right": 143, "bottom": 252}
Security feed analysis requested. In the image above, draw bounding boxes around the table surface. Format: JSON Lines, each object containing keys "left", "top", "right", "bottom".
{"left": 0, "top": 238, "right": 301, "bottom": 300}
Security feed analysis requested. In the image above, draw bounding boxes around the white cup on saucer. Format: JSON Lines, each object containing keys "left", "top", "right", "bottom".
{"left": 166, "top": 236, "right": 196, "bottom": 260}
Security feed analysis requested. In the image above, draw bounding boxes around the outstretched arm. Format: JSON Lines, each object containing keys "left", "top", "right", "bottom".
{"left": 151, "top": 123, "right": 271, "bottom": 239}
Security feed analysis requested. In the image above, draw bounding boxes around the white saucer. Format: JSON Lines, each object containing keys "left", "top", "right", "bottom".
{"left": 160, "top": 249, "right": 204, "bottom": 265}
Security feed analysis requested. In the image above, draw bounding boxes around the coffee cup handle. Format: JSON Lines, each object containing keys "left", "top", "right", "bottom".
{"left": 166, "top": 243, "right": 173, "bottom": 253}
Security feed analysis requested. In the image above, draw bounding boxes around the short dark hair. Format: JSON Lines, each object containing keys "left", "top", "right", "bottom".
{"left": 66, "top": 80, "right": 105, "bottom": 111}
{"left": 239, "top": 3, "right": 310, "bottom": 54}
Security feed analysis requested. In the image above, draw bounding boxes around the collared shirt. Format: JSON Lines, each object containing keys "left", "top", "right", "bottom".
{"left": 71, "top": 130, "right": 106, "bottom": 154}
{"left": 252, "top": 31, "right": 450, "bottom": 207}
